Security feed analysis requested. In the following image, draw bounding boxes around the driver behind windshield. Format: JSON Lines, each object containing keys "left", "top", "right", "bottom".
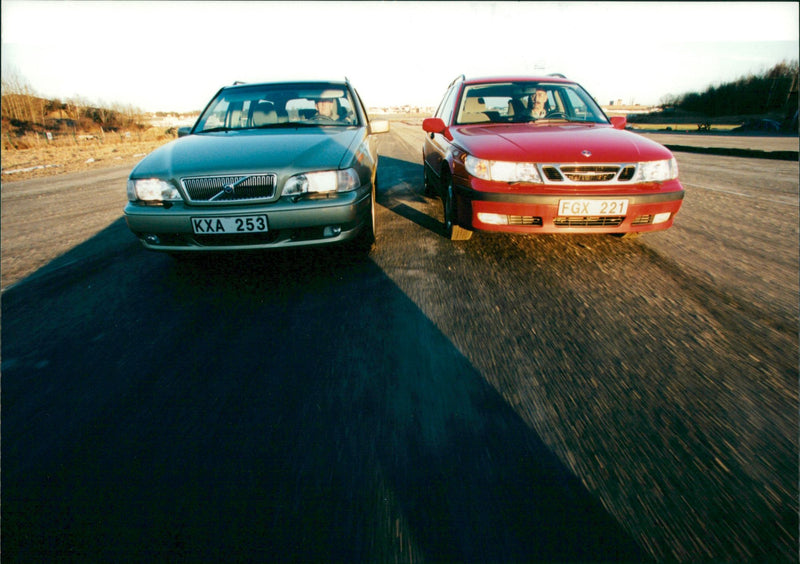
{"left": 313, "top": 97, "right": 340, "bottom": 121}
{"left": 529, "top": 89, "right": 548, "bottom": 118}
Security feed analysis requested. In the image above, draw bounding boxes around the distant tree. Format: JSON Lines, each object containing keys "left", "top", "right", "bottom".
{"left": 659, "top": 93, "right": 678, "bottom": 108}
{"left": 1, "top": 68, "right": 44, "bottom": 123}
{"left": 673, "top": 60, "right": 798, "bottom": 117}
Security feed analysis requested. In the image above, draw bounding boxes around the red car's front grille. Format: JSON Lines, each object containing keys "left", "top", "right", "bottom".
{"left": 540, "top": 164, "right": 636, "bottom": 184}
{"left": 554, "top": 216, "right": 625, "bottom": 227}
{"left": 508, "top": 215, "right": 543, "bottom": 226}
{"left": 618, "top": 165, "right": 637, "bottom": 181}
{"left": 542, "top": 167, "right": 564, "bottom": 181}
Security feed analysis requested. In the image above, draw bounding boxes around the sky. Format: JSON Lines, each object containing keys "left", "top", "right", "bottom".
{"left": 1, "top": 1, "right": 798, "bottom": 113}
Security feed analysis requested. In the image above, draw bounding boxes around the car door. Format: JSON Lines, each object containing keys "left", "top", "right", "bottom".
{"left": 423, "top": 84, "right": 460, "bottom": 183}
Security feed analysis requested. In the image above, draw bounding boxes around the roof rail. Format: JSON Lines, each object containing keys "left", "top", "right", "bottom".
{"left": 547, "top": 73, "right": 567, "bottom": 78}
{"left": 447, "top": 74, "right": 466, "bottom": 88}
{"left": 232, "top": 80, "right": 247, "bottom": 85}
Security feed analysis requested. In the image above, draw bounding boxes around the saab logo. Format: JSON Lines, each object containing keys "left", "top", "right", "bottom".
{"left": 193, "top": 218, "right": 224, "bottom": 233}
{"left": 581, "top": 150, "right": 592, "bottom": 157}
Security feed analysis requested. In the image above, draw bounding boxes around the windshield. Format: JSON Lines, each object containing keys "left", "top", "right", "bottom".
{"left": 194, "top": 83, "right": 360, "bottom": 132}
{"left": 455, "top": 81, "right": 608, "bottom": 125}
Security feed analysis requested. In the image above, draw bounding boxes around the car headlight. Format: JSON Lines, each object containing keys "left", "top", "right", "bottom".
{"left": 635, "top": 158, "right": 678, "bottom": 182}
{"left": 282, "top": 168, "right": 361, "bottom": 196}
{"left": 127, "top": 178, "right": 181, "bottom": 202}
{"left": 465, "top": 155, "right": 542, "bottom": 183}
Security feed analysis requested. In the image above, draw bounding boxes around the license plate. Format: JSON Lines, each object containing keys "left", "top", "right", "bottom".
{"left": 557, "top": 199, "right": 628, "bottom": 216}
{"left": 191, "top": 215, "right": 268, "bottom": 234}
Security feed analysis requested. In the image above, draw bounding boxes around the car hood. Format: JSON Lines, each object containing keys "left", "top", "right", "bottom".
{"left": 453, "top": 123, "right": 673, "bottom": 163}
{"left": 131, "top": 127, "right": 362, "bottom": 178}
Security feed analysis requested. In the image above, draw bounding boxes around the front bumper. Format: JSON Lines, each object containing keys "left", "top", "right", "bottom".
{"left": 453, "top": 178, "right": 685, "bottom": 234}
{"left": 124, "top": 189, "right": 372, "bottom": 252}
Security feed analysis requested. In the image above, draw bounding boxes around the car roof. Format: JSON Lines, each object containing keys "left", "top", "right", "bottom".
{"left": 223, "top": 79, "right": 350, "bottom": 90}
{"left": 462, "top": 75, "right": 575, "bottom": 85}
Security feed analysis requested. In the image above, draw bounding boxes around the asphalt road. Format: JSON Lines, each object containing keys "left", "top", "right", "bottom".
{"left": 2, "top": 123, "right": 798, "bottom": 562}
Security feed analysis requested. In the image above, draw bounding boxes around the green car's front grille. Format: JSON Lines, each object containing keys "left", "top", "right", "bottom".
{"left": 181, "top": 174, "right": 277, "bottom": 203}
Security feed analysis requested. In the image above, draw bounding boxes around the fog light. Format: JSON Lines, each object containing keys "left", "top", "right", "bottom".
{"left": 144, "top": 234, "right": 161, "bottom": 245}
{"left": 477, "top": 212, "right": 509, "bottom": 225}
{"left": 653, "top": 212, "right": 671, "bottom": 224}
{"left": 323, "top": 226, "right": 342, "bottom": 237}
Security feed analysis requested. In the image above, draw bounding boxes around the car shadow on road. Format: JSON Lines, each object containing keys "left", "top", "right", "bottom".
{"left": 2, "top": 224, "right": 650, "bottom": 563}
{"left": 377, "top": 155, "right": 446, "bottom": 237}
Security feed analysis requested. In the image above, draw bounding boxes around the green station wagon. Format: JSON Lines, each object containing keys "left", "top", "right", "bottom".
{"left": 124, "top": 80, "right": 388, "bottom": 254}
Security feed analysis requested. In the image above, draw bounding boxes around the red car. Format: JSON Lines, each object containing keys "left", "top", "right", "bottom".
{"left": 422, "top": 75, "right": 684, "bottom": 240}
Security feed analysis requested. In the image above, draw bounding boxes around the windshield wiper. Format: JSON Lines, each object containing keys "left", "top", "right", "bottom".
{"left": 197, "top": 126, "right": 233, "bottom": 133}
{"left": 201, "top": 121, "right": 354, "bottom": 133}
{"left": 249, "top": 122, "right": 330, "bottom": 129}
{"left": 530, "top": 117, "right": 593, "bottom": 125}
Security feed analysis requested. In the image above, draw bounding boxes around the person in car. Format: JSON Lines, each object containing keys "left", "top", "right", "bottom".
{"left": 313, "top": 97, "right": 340, "bottom": 121}
{"left": 530, "top": 89, "right": 548, "bottom": 118}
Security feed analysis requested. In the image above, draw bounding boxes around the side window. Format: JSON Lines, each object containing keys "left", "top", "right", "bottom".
{"left": 202, "top": 99, "right": 229, "bottom": 129}
{"left": 434, "top": 86, "right": 452, "bottom": 119}
{"left": 439, "top": 85, "right": 460, "bottom": 126}
{"left": 353, "top": 89, "right": 368, "bottom": 125}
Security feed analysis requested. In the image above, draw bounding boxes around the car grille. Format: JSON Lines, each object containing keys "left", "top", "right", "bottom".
{"left": 181, "top": 174, "right": 277, "bottom": 204}
{"left": 540, "top": 164, "right": 636, "bottom": 184}
{"left": 508, "top": 215, "right": 543, "bottom": 226}
{"left": 554, "top": 216, "right": 624, "bottom": 227}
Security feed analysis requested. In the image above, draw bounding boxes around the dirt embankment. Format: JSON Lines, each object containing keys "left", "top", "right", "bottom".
{"left": 2, "top": 136, "right": 175, "bottom": 182}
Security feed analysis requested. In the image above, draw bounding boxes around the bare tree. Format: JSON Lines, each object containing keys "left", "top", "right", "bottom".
{"left": 2, "top": 68, "right": 46, "bottom": 124}
{"left": 1, "top": 68, "right": 28, "bottom": 121}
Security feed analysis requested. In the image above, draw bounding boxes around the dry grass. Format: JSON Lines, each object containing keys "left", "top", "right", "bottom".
{"left": 2, "top": 128, "right": 176, "bottom": 181}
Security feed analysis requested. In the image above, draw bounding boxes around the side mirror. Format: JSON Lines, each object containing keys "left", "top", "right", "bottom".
{"left": 610, "top": 116, "right": 627, "bottom": 130}
{"left": 177, "top": 127, "right": 192, "bottom": 137}
{"left": 422, "top": 117, "right": 452, "bottom": 141}
{"left": 369, "top": 120, "right": 390, "bottom": 134}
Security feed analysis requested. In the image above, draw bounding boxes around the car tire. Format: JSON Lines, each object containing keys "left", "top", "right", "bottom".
{"left": 443, "top": 172, "right": 473, "bottom": 241}
{"left": 423, "top": 165, "right": 436, "bottom": 197}
{"left": 350, "top": 186, "right": 376, "bottom": 253}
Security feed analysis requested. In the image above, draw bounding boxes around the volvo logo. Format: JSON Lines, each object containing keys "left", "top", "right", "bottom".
{"left": 581, "top": 150, "right": 592, "bottom": 157}
{"left": 210, "top": 176, "right": 250, "bottom": 201}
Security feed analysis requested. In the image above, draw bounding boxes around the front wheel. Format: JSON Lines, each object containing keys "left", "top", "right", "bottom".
{"left": 443, "top": 174, "right": 472, "bottom": 241}
{"left": 350, "top": 186, "right": 376, "bottom": 253}
{"left": 423, "top": 165, "right": 436, "bottom": 196}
